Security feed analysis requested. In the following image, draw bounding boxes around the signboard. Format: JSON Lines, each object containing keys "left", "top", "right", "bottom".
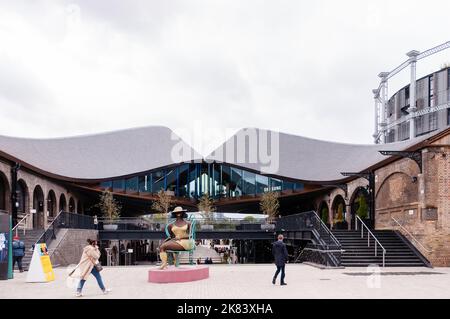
{"left": 0, "top": 213, "right": 11, "bottom": 280}
{"left": 26, "top": 243, "right": 55, "bottom": 282}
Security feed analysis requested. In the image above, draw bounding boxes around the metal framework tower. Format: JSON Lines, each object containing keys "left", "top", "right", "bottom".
{"left": 373, "top": 41, "right": 450, "bottom": 144}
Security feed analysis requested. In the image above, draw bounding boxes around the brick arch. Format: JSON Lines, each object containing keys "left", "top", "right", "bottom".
{"left": 77, "top": 199, "right": 83, "bottom": 214}
{"left": 47, "top": 189, "right": 57, "bottom": 218}
{"left": 375, "top": 158, "right": 420, "bottom": 195}
{"left": 59, "top": 193, "right": 67, "bottom": 211}
{"left": 17, "top": 179, "right": 29, "bottom": 216}
{"left": 331, "top": 194, "right": 347, "bottom": 229}
{"left": 32, "top": 185, "right": 45, "bottom": 229}
{"left": 376, "top": 172, "right": 418, "bottom": 211}
{"left": 0, "top": 170, "right": 11, "bottom": 211}
{"left": 69, "top": 197, "right": 76, "bottom": 213}
{"left": 317, "top": 200, "right": 330, "bottom": 225}
{"left": 349, "top": 186, "right": 370, "bottom": 226}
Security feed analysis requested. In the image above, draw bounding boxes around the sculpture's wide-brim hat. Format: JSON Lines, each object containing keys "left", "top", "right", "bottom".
{"left": 172, "top": 206, "right": 188, "bottom": 213}
{"left": 171, "top": 206, "right": 188, "bottom": 218}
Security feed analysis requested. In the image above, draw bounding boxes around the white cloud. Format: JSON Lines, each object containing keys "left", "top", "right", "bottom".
{"left": 0, "top": 0, "right": 449, "bottom": 153}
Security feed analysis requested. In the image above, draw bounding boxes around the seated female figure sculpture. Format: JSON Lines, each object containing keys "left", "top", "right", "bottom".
{"left": 158, "top": 206, "right": 194, "bottom": 269}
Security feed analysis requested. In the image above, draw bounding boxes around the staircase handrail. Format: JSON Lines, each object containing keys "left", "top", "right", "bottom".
{"left": 355, "top": 215, "right": 386, "bottom": 267}
{"left": 34, "top": 210, "right": 65, "bottom": 247}
{"left": 310, "top": 211, "right": 341, "bottom": 248}
{"left": 391, "top": 217, "right": 432, "bottom": 253}
{"left": 12, "top": 213, "right": 31, "bottom": 237}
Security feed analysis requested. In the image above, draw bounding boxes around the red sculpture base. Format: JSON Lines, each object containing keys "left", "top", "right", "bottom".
{"left": 148, "top": 265, "right": 209, "bottom": 283}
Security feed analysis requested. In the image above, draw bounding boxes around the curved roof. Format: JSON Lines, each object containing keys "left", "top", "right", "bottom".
{"left": 0, "top": 126, "right": 202, "bottom": 180}
{"left": 206, "top": 128, "right": 439, "bottom": 182}
{"left": 0, "top": 125, "right": 441, "bottom": 183}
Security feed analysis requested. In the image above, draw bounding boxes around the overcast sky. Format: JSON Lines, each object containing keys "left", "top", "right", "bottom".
{"left": 0, "top": 0, "right": 449, "bottom": 155}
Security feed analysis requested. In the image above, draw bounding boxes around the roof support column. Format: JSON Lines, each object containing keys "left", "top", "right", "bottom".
{"left": 407, "top": 50, "right": 420, "bottom": 140}
{"left": 378, "top": 72, "right": 390, "bottom": 143}
{"left": 372, "top": 89, "right": 380, "bottom": 144}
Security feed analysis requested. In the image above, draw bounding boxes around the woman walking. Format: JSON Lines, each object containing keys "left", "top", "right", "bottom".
{"left": 70, "top": 238, "right": 111, "bottom": 297}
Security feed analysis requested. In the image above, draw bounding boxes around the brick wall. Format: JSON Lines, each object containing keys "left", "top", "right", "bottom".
{"left": 374, "top": 134, "right": 450, "bottom": 266}
{"left": 50, "top": 229, "right": 99, "bottom": 266}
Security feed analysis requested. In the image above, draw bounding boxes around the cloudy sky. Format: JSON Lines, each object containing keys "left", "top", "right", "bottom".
{"left": 0, "top": 0, "right": 449, "bottom": 155}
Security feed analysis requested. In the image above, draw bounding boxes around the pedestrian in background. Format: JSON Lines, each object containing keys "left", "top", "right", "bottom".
{"left": 12, "top": 235, "right": 25, "bottom": 272}
{"left": 272, "top": 234, "right": 288, "bottom": 286}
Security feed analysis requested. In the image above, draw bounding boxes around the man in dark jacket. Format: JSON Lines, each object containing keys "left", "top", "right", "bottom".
{"left": 272, "top": 234, "right": 288, "bottom": 285}
{"left": 12, "top": 235, "right": 25, "bottom": 272}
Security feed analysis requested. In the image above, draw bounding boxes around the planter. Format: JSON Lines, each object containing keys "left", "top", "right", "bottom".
{"left": 103, "top": 224, "right": 118, "bottom": 231}
{"left": 200, "top": 224, "right": 214, "bottom": 230}
{"left": 261, "top": 224, "right": 275, "bottom": 231}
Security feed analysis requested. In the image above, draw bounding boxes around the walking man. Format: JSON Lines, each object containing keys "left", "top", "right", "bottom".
{"left": 272, "top": 234, "right": 288, "bottom": 286}
{"left": 12, "top": 235, "right": 25, "bottom": 272}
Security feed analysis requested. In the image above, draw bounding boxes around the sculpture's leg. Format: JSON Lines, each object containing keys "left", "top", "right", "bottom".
{"left": 159, "top": 252, "right": 168, "bottom": 270}
{"left": 173, "top": 253, "right": 179, "bottom": 267}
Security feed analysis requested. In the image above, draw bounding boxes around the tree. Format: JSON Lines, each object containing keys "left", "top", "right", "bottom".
{"left": 152, "top": 189, "right": 173, "bottom": 220}
{"left": 260, "top": 191, "right": 280, "bottom": 223}
{"left": 198, "top": 193, "right": 215, "bottom": 222}
{"left": 244, "top": 215, "right": 256, "bottom": 223}
{"left": 356, "top": 195, "right": 369, "bottom": 219}
{"left": 97, "top": 190, "right": 121, "bottom": 222}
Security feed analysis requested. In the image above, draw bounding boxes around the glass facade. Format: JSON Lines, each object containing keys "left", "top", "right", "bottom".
{"left": 100, "top": 163, "right": 304, "bottom": 200}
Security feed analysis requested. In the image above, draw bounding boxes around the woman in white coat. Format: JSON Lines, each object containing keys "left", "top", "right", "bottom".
{"left": 70, "top": 238, "right": 110, "bottom": 297}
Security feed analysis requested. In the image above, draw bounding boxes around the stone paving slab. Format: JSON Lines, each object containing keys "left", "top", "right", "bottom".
{"left": 1, "top": 264, "right": 450, "bottom": 299}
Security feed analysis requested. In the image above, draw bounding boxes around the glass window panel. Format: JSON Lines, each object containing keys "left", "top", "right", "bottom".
{"left": 221, "top": 165, "right": 231, "bottom": 198}
{"left": 282, "top": 181, "right": 294, "bottom": 191}
{"left": 212, "top": 164, "right": 221, "bottom": 198}
{"left": 200, "top": 164, "right": 209, "bottom": 196}
{"left": 230, "top": 168, "right": 243, "bottom": 197}
{"left": 256, "top": 175, "right": 269, "bottom": 194}
{"left": 270, "top": 178, "right": 282, "bottom": 192}
{"left": 112, "top": 179, "right": 125, "bottom": 192}
{"left": 166, "top": 168, "right": 177, "bottom": 195}
{"left": 125, "top": 177, "right": 138, "bottom": 192}
{"left": 138, "top": 175, "right": 151, "bottom": 193}
{"left": 100, "top": 181, "right": 112, "bottom": 189}
{"left": 242, "top": 171, "right": 256, "bottom": 195}
{"left": 178, "top": 164, "right": 189, "bottom": 197}
{"left": 152, "top": 170, "right": 165, "bottom": 193}
{"left": 188, "top": 165, "right": 198, "bottom": 198}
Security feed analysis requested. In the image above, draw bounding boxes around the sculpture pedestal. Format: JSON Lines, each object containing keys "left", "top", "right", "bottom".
{"left": 148, "top": 265, "right": 209, "bottom": 283}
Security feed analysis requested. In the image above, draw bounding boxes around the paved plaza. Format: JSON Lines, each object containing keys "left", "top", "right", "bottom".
{"left": 1, "top": 264, "right": 450, "bottom": 299}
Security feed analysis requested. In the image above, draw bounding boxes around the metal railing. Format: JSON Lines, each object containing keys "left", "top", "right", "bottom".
{"left": 355, "top": 215, "right": 386, "bottom": 267}
{"left": 12, "top": 214, "right": 31, "bottom": 237}
{"left": 276, "top": 211, "right": 341, "bottom": 248}
{"left": 276, "top": 211, "right": 343, "bottom": 267}
{"left": 391, "top": 217, "right": 432, "bottom": 253}
{"left": 98, "top": 216, "right": 272, "bottom": 231}
{"left": 35, "top": 211, "right": 95, "bottom": 248}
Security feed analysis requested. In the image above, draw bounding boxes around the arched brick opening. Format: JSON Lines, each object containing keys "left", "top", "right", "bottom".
{"left": 59, "top": 194, "right": 67, "bottom": 211}
{"left": 0, "top": 171, "right": 11, "bottom": 212}
{"left": 69, "top": 197, "right": 76, "bottom": 213}
{"left": 376, "top": 172, "right": 418, "bottom": 211}
{"left": 349, "top": 186, "right": 370, "bottom": 229}
{"left": 33, "top": 185, "right": 45, "bottom": 229}
{"left": 17, "top": 179, "right": 29, "bottom": 217}
{"left": 317, "top": 200, "right": 330, "bottom": 226}
{"left": 331, "top": 195, "right": 347, "bottom": 230}
{"left": 77, "top": 200, "right": 83, "bottom": 214}
{"left": 47, "top": 190, "right": 57, "bottom": 219}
